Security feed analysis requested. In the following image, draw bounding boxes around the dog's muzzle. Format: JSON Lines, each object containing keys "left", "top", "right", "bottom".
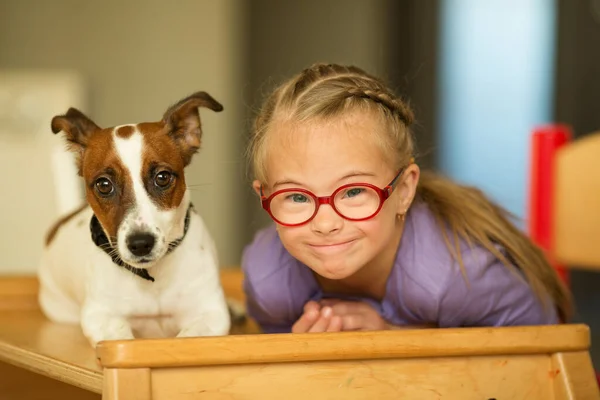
{"left": 126, "top": 232, "right": 156, "bottom": 257}
{"left": 90, "top": 204, "right": 194, "bottom": 282}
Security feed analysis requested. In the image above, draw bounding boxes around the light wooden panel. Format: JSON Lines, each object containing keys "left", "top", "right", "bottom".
{"left": 103, "top": 368, "right": 151, "bottom": 400}
{"left": 554, "top": 132, "right": 600, "bottom": 269}
{"left": 552, "top": 351, "right": 600, "bottom": 399}
{"left": 149, "top": 355, "right": 554, "bottom": 400}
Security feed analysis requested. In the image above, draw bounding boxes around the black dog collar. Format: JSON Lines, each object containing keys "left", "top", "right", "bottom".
{"left": 89, "top": 204, "right": 193, "bottom": 282}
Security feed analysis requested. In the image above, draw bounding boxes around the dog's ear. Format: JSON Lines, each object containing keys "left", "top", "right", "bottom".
{"left": 51, "top": 108, "right": 101, "bottom": 172}
{"left": 163, "top": 91, "right": 223, "bottom": 166}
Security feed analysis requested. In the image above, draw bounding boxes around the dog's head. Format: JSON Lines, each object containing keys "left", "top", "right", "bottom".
{"left": 51, "top": 91, "right": 223, "bottom": 268}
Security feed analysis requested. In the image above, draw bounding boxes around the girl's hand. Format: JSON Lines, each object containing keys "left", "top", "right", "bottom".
{"left": 320, "top": 299, "right": 389, "bottom": 331}
{"left": 291, "top": 301, "right": 343, "bottom": 333}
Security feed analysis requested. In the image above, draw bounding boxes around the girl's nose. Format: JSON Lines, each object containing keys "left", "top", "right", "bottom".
{"left": 310, "top": 204, "right": 343, "bottom": 235}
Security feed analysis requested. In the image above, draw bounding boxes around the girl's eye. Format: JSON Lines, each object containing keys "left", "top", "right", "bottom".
{"left": 345, "top": 188, "right": 364, "bottom": 198}
{"left": 289, "top": 193, "right": 309, "bottom": 203}
{"left": 95, "top": 178, "right": 114, "bottom": 196}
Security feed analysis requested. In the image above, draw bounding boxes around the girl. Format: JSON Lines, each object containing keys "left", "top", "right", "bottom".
{"left": 242, "top": 62, "right": 571, "bottom": 333}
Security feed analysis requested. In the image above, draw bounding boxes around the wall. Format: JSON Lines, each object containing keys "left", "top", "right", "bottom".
{"left": 438, "top": 0, "right": 557, "bottom": 223}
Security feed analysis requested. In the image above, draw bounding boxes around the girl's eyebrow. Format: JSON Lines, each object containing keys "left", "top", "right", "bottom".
{"left": 272, "top": 172, "right": 377, "bottom": 190}
{"left": 337, "top": 171, "right": 377, "bottom": 182}
{"left": 272, "top": 179, "right": 304, "bottom": 189}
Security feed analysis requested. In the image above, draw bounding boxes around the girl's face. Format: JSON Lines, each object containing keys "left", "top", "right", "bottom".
{"left": 254, "top": 111, "right": 419, "bottom": 281}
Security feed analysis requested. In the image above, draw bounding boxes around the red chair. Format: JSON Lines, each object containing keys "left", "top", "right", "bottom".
{"left": 528, "top": 124, "right": 572, "bottom": 286}
{"left": 528, "top": 125, "right": 600, "bottom": 386}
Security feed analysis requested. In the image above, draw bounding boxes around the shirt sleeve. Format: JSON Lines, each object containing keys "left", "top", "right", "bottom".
{"left": 437, "top": 246, "right": 559, "bottom": 328}
{"left": 242, "top": 273, "right": 293, "bottom": 333}
{"left": 240, "top": 225, "right": 301, "bottom": 333}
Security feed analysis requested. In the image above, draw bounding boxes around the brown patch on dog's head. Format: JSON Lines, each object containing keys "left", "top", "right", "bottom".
{"left": 81, "top": 130, "right": 134, "bottom": 241}
{"left": 116, "top": 125, "right": 135, "bottom": 139}
{"left": 131, "top": 91, "right": 224, "bottom": 211}
{"left": 136, "top": 122, "right": 188, "bottom": 210}
{"left": 50, "top": 108, "right": 133, "bottom": 241}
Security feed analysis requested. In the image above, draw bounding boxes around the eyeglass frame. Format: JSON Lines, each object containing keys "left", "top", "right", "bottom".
{"left": 259, "top": 167, "right": 407, "bottom": 227}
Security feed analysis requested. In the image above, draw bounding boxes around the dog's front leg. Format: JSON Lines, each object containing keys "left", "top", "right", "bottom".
{"left": 81, "top": 302, "right": 135, "bottom": 347}
{"left": 176, "top": 303, "right": 231, "bottom": 338}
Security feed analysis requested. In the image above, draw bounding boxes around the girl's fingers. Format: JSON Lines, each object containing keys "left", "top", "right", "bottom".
{"left": 295, "top": 300, "right": 384, "bottom": 333}
{"left": 308, "top": 307, "right": 333, "bottom": 333}
{"left": 341, "top": 314, "right": 366, "bottom": 331}
{"left": 326, "top": 315, "right": 343, "bottom": 332}
{"left": 303, "top": 300, "right": 321, "bottom": 314}
{"left": 319, "top": 298, "right": 341, "bottom": 307}
{"left": 292, "top": 307, "right": 320, "bottom": 333}
{"left": 330, "top": 301, "right": 371, "bottom": 316}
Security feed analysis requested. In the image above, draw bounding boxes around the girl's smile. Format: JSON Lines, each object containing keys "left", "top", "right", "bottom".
{"left": 307, "top": 238, "right": 358, "bottom": 255}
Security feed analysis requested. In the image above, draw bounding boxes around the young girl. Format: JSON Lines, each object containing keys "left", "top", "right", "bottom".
{"left": 242, "top": 62, "right": 571, "bottom": 334}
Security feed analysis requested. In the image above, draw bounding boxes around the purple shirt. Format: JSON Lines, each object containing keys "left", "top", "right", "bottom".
{"left": 242, "top": 202, "right": 559, "bottom": 333}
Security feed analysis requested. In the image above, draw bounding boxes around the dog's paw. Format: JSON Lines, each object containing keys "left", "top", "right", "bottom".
{"left": 82, "top": 317, "right": 135, "bottom": 347}
{"left": 87, "top": 331, "right": 135, "bottom": 348}
{"left": 88, "top": 329, "right": 135, "bottom": 347}
{"left": 176, "top": 327, "right": 221, "bottom": 338}
{"left": 177, "top": 318, "right": 230, "bottom": 338}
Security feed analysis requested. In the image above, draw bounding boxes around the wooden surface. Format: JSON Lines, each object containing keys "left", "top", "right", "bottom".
{"left": 97, "top": 324, "right": 591, "bottom": 368}
{"left": 554, "top": 131, "right": 600, "bottom": 269}
{"left": 0, "top": 269, "right": 598, "bottom": 399}
{"left": 0, "top": 275, "right": 39, "bottom": 311}
{"left": 0, "top": 309, "right": 103, "bottom": 393}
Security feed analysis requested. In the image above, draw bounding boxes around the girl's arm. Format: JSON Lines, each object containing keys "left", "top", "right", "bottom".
{"left": 243, "top": 275, "right": 294, "bottom": 333}
{"left": 436, "top": 246, "right": 559, "bottom": 328}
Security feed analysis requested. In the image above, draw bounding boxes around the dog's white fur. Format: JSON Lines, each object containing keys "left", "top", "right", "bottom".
{"left": 38, "top": 100, "right": 230, "bottom": 347}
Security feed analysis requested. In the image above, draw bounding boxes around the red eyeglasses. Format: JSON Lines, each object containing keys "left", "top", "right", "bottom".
{"left": 260, "top": 168, "right": 405, "bottom": 227}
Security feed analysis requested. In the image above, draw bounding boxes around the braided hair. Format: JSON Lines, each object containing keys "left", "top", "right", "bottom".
{"left": 251, "top": 63, "right": 415, "bottom": 182}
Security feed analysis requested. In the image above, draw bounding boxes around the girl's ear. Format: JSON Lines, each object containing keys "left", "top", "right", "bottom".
{"left": 395, "top": 163, "right": 420, "bottom": 215}
{"left": 252, "top": 180, "right": 263, "bottom": 196}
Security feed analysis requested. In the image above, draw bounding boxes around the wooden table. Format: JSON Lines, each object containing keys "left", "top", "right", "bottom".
{"left": 0, "top": 270, "right": 598, "bottom": 399}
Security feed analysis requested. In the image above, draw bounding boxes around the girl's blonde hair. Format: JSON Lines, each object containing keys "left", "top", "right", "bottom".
{"left": 248, "top": 62, "right": 572, "bottom": 322}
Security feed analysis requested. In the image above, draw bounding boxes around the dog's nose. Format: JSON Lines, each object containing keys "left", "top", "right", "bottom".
{"left": 126, "top": 233, "right": 155, "bottom": 257}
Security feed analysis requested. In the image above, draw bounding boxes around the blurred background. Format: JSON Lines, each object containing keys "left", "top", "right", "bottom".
{"left": 0, "top": 0, "right": 598, "bottom": 363}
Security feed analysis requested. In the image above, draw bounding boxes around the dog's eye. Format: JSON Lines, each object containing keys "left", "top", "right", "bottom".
{"left": 95, "top": 178, "right": 114, "bottom": 196}
{"left": 155, "top": 171, "right": 173, "bottom": 188}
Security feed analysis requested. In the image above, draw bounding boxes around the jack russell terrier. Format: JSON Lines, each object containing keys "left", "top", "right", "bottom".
{"left": 39, "top": 91, "right": 233, "bottom": 347}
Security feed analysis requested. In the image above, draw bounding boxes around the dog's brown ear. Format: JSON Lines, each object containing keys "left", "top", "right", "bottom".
{"left": 163, "top": 91, "right": 223, "bottom": 166}
{"left": 51, "top": 108, "right": 101, "bottom": 173}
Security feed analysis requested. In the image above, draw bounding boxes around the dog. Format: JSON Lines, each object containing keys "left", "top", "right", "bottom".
{"left": 38, "top": 91, "right": 233, "bottom": 347}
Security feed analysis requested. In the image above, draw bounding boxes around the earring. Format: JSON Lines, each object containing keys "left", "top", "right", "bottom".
{"left": 398, "top": 209, "right": 408, "bottom": 222}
